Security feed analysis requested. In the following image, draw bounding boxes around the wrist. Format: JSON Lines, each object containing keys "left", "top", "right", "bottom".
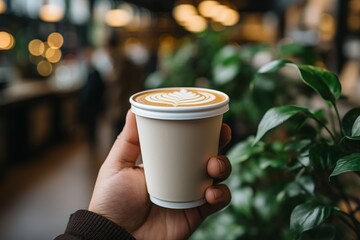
{"left": 63, "top": 210, "right": 135, "bottom": 240}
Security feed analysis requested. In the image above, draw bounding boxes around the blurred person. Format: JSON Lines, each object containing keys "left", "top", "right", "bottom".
{"left": 55, "top": 110, "right": 232, "bottom": 240}
{"left": 105, "top": 32, "right": 146, "bottom": 139}
{"left": 78, "top": 47, "right": 106, "bottom": 148}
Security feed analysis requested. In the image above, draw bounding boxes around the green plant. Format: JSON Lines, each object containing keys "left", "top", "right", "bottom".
{"left": 147, "top": 34, "right": 321, "bottom": 143}
{"left": 216, "top": 60, "right": 360, "bottom": 240}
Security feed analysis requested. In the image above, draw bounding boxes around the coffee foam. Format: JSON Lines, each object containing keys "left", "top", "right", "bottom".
{"left": 130, "top": 87, "right": 229, "bottom": 120}
{"left": 133, "top": 88, "right": 226, "bottom": 107}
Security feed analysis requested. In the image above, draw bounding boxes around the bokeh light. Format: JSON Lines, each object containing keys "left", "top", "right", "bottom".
{"left": 37, "top": 60, "right": 53, "bottom": 76}
{"left": 105, "top": 9, "right": 132, "bottom": 27}
{"left": 198, "top": 0, "right": 219, "bottom": 18}
{"left": 0, "top": 0, "right": 6, "bottom": 14}
{"left": 173, "top": 4, "right": 198, "bottom": 24}
{"left": 45, "top": 48, "right": 62, "bottom": 63}
{"left": 39, "top": 4, "right": 65, "bottom": 22}
{"left": 47, "top": 32, "right": 64, "bottom": 49}
{"left": 0, "top": 31, "right": 15, "bottom": 50}
{"left": 28, "top": 39, "right": 45, "bottom": 56}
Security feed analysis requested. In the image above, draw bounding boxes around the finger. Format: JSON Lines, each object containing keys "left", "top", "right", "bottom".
{"left": 207, "top": 156, "right": 232, "bottom": 184}
{"left": 219, "top": 123, "right": 231, "bottom": 150}
{"left": 198, "top": 185, "right": 231, "bottom": 219}
{"left": 103, "top": 110, "right": 140, "bottom": 172}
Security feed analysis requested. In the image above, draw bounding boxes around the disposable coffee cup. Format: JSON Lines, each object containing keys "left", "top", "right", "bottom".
{"left": 130, "top": 87, "right": 229, "bottom": 209}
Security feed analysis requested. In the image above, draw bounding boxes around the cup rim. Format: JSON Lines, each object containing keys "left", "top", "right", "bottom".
{"left": 130, "top": 87, "right": 229, "bottom": 120}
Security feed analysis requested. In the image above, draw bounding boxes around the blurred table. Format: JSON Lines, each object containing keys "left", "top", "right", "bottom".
{"left": 0, "top": 79, "right": 82, "bottom": 170}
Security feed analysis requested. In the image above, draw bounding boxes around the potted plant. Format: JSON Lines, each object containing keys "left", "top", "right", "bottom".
{"left": 194, "top": 60, "right": 359, "bottom": 240}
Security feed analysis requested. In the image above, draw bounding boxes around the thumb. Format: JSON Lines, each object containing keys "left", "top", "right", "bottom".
{"left": 103, "top": 110, "right": 141, "bottom": 172}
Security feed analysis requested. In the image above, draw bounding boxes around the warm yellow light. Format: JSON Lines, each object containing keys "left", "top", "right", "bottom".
{"left": 46, "top": 48, "right": 62, "bottom": 63}
{"left": 105, "top": 9, "right": 131, "bottom": 27}
{"left": 198, "top": 0, "right": 219, "bottom": 18}
{"left": 184, "top": 15, "right": 207, "bottom": 33}
{"left": 0, "top": 31, "right": 15, "bottom": 50}
{"left": 320, "top": 13, "right": 336, "bottom": 41}
{"left": 39, "top": 4, "right": 64, "bottom": 22}
{"left": 214, "top": 7, "right": 239, "bottom": 26}
{"left": 41, "top": 42, "right": 51, "bottom": 57}
{"left": 37, "top": 60, "right": 53, "bottom": 77}
{"left": 48, "top": 32, "right": 64, "bottom": 49}
{"left": 173, "top": 4, "right": 198, "bottom": 24}
{"left": 28, "top": 39, "right": 45, "bottom": 56}
{"left": 0, "top": 0, "right": 7, "bottom": 14}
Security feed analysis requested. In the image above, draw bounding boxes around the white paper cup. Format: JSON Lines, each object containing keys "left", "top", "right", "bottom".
{"left": 130, "top": 87, "right": 229, "bottom": 209}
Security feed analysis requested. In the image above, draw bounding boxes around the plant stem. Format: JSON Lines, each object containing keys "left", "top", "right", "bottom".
{"left": 312, "top": 116, "right": 337, "bottom": 142}
{"left": 332, "top": 102, "right": 343, "bottom": 137}
{"left": 328, "top": 104, "right": 337, "bottom": 136}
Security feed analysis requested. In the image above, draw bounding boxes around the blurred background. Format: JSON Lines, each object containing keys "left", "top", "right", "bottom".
{"left": 0, "top": 0, "right": 359, "bottom": 239}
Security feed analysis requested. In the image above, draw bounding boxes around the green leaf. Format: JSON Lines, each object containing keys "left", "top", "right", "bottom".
{"left": 257, "top": 59, "right": 291, "bottom": 74}
{"left": 341, "top": 108, "right": 360, "bottom": 137}
{"left": 309, "top": 143, "right": 340, "bottom": 172}
{"left": 253, "top": 106, "right": 310, "bottom": 144}
{"left": 259, "top": 157, "right": 286, "bottom": 169}
{"left": 294, "top": 65, "right": 342, "bottom": 103}
{"left": 329, "top": 153, "right": 360, "bottom": 179}
{"left": 352, "top": 116, "right": 360, "bottom": 137}
{"left": 213, "top": 45, "right": 241, "bottom": 85}
{"left": 257, "top": 60, "right": 342, "bottom": 103}
{"left": 290, "top": 200, "right": 333, "bottom": 237}
{"left": 227, "top": 136, "right": 264, "bottom": 164}
{"left": 280, "top": 176, "right": 314, "bottom": 200}
{"left": 231, "top": 187, "right": 253, "bottom": 217}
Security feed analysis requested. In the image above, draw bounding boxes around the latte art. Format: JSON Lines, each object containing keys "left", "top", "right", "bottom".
{"left": 145, "top": 89, "right": 216, "bottom": 107}
{"left": 131, "top": 87, "right": 229, "bottom": 109}
{"left": 131, "top": 87, "right": 229, "bottom": 119}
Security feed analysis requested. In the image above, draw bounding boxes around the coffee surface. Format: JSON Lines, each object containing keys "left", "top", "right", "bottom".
{"left": 133, "top": 88, "right": 227, "bottom": 107}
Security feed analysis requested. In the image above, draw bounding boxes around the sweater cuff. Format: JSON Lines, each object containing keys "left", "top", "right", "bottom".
{"left": 58, "top": 210, "right": 135, "bottom": 240}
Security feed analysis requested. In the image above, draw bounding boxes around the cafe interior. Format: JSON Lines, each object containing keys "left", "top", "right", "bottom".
{"left": 0, "top": 0, "right": 359, "bottom": 239}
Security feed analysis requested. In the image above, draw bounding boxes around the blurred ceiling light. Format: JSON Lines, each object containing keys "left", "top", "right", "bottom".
{"left": 184, "top": 15, "right": 207, "bottom": 33}
{"left": 105, "top": 8, "right": 132, "bottom": 27}
{"left": 173, "top": 3, "right": 198, "bottom": 24}
{"left": 39, "top": 3, "right": 64, "bottom": 22}
{"left": 198, "top": 0, "right": 219, "bottom": 18}
{"left": 48, "top": 32, "right": 64, "bottom": 49}
{"left": 0, "top": 0, "right": 6, "bottom": 14}
{"left": 37, "top": 60, "right": 53, "bottom": 77}
{"left": 211, "top": 5, "right": 239, "bottom": 26}
{"left": 0, "top": 31, "right": 15, "bottom": 50}
{"left": 174, "top": 0, "right": 239, "bottom": 30}
{"left": 28, "top": 39, "right": 45, "bottom": 56}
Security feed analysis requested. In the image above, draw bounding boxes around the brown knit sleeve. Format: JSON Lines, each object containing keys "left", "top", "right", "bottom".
{"left": 54, "top": 210, "right": 135, "bottom": 240}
